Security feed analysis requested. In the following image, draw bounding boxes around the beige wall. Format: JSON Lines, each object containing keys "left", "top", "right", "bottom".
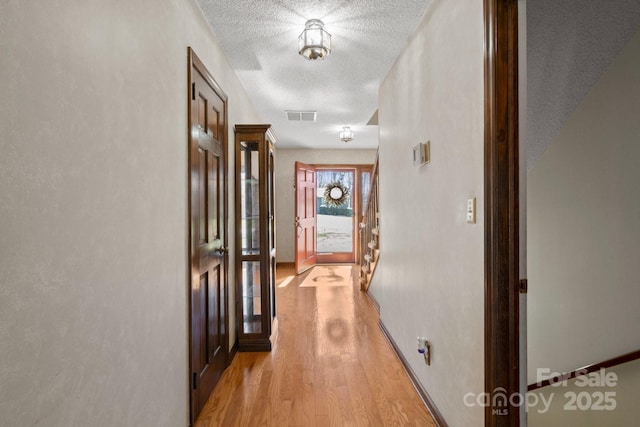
{"left": 373, "top": 0, "right": 485, "bottom": 425}
{"left": 274, "top": 149, "right": 376, "bottom": 263}
{"left": 0, "top": 1, "right": 261, "bottom": 425}
{"left": 527, "top": 29, "right": 640, "bottom": 384}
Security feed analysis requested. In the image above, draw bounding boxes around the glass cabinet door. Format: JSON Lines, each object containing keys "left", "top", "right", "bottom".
{"left": 239, "top": 141, "right": 260, "bottom": 256}
{"left": 235, "top": 125, "right": 277, "bottom": 352}
{"left": 239, "top": 140, "right": 262, "bottom": 335}
{"left": 268, "top": 145, "right": 276, "bottom": 323}
{"left": 241, "top": 260, "right": 261, "bottom": 334}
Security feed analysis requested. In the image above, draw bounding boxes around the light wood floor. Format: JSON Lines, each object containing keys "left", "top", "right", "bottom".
{"left": 195, "top": 264, "right": 436, "bottom": 427}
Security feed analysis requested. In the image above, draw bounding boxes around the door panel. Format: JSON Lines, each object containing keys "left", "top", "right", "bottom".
{"left": 188, "top": 49, "right": 228, "bottom": 423}
{"left": 198, "top": 148, "right": 206, "bottom": 244}
{"left": 295, "top": 161, "right": 316, "bottom": 274}
{"left": 209, "top": 155, "right": 219, "bottom": 241}
{"left": 209, "top": 264, "right": 221, "bottom": 359}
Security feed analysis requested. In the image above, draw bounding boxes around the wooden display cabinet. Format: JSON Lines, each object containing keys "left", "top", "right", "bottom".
{"left": 234, "top": 124, "right": 276, "bottom": 351}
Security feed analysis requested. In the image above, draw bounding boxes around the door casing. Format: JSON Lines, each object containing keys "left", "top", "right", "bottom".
{"left": 314, "top": 165, "right": 372, "bottom": 265}
{"left": 483, "top": 1, "right": 521, "bottom": 425}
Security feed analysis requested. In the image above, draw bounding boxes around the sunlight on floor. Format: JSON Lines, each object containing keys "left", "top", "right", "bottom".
{"left": 277, "top": 275, "right": 294, "bottom": 288}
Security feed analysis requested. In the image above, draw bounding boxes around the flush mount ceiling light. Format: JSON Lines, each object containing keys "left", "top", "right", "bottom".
{"left": 339, "top": 126, "right": 354, "bottom": 143}
{"left": 298, "top": 19, "right": 332, "bottom": 60}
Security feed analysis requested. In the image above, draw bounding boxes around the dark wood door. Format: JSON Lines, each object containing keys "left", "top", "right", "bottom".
{"left": 295, "top": 161, "right": 316, "bottom": 274}
{"left": 188, "top": 48, "right": 228, "bottom": 423}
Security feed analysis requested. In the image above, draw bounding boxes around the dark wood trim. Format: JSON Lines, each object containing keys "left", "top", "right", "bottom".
{"left": 228, "top": 340, "right": 239, "bottom": 365}
{"left": 365, "top": 289, "right": 380, "bottom": 314}
{"left": 484, "top": 1, "right": 520, "bottom": 426}
{"left": 528, "top": 349, "right": 640, "bottom": 391}
{"left": 378, "top": 321, "right": 448, "bottom": 427}
{"left": 238, "top": 338, "right": 272, "bottom": 352}
{"left": 187, "top": 47, "right": 195, "bottom": 427}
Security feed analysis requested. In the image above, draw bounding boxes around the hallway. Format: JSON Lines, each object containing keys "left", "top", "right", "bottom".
{"left": 195, "top": 265, "right": 436, "bottom": 426}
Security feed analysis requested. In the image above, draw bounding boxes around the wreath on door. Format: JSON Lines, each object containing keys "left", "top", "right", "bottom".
{"left": 323, "top": 181, "right": 350, "bottom": 207}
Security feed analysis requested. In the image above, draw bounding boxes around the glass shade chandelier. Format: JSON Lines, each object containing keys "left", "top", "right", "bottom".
{"left": 298, "top": 19, "right": 332, "bottom": 60}
{"left": 339, "top": 126, "right": 354, "bottom": 143}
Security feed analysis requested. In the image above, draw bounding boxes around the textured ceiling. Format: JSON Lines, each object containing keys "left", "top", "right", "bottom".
{"left": 197, "top": 0, "right": 431, "bottom": 149}
{"left": 527, "top": 0, "right": 640, "bottom": 169}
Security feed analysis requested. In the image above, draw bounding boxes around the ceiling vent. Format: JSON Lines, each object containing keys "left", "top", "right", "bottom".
{"left": 286, "top": 110, "right": 317, "bottom": 122}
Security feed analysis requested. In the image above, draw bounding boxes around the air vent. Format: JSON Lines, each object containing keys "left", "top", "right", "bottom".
{"left": 286, "top": 110, "right": 317, "bottom": 121}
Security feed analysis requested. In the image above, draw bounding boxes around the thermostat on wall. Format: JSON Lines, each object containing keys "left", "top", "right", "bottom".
{"left": 412, "top": 141, "right": 430, "bottom": 167}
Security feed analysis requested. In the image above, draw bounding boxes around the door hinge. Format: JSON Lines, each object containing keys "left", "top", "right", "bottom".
{"left": 191, "top": 82, "right": 196, "bottom": 100}
{"left": 519, "top": 279, "right": 528, "bottom": 294}
{"left": 192, "top": 372, "right": 197, "bottom": 390}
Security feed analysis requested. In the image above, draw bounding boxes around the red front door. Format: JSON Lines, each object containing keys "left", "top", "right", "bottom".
{"left": 295, "top": 161, "right": 316, "bottom": 274}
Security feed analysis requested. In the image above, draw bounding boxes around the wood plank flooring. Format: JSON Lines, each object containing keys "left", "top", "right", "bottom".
{"left": 195, "top": 264, "right": 436, "bottom": 427}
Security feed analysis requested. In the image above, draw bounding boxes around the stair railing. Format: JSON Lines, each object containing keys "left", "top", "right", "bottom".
{"left": 359, "top": 153, "right": 379, "bottom": 291}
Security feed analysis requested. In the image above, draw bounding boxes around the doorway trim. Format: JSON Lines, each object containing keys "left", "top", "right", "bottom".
{"left": 484, "top": 0, "right": 520, "bottom": 426}
{"left": 315, "top": 165, "right": 359, "bottom": 264}
{"left": 305, "top": 164, "right": 373, "bottom": 266}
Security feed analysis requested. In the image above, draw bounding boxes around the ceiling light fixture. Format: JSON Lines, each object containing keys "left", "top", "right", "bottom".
{"left": 298, "top": 19, "right": 332, "bottom": 60}
{"left": 339, "top": 126, "right": 354, "bottom": 143}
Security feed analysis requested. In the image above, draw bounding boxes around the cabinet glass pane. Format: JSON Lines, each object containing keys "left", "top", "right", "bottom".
{"left": 268, "top": 151, "right": 275, "bottom": 252}
{"left": 240, "top": 141, "right": 260, "bottom": 255}
{"left": 242, "top": 261, "right": 262, "bottom": 334}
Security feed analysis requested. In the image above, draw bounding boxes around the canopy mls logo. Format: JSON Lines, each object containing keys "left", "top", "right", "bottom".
{"left": 463, "top": 387, "right": 536, "bottom": 415}
{"left": 463, "top": 368, "right": 618, "bottom": 414}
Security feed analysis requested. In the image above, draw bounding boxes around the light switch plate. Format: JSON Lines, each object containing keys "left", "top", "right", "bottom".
{"left": 412, "top": 141, "right": 430, "bottom": 167}
{"left": 466, "top": 197, "right": 476, "bottom": 224}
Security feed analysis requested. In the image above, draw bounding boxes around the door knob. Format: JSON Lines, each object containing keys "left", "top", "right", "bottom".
{"left": 216, "top": 247, "right": 229, "bottom": 254}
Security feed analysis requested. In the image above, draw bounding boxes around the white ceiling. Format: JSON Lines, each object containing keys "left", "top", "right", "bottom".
{"left": 197, "top": 0, "right": 431, "bottom": 149}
